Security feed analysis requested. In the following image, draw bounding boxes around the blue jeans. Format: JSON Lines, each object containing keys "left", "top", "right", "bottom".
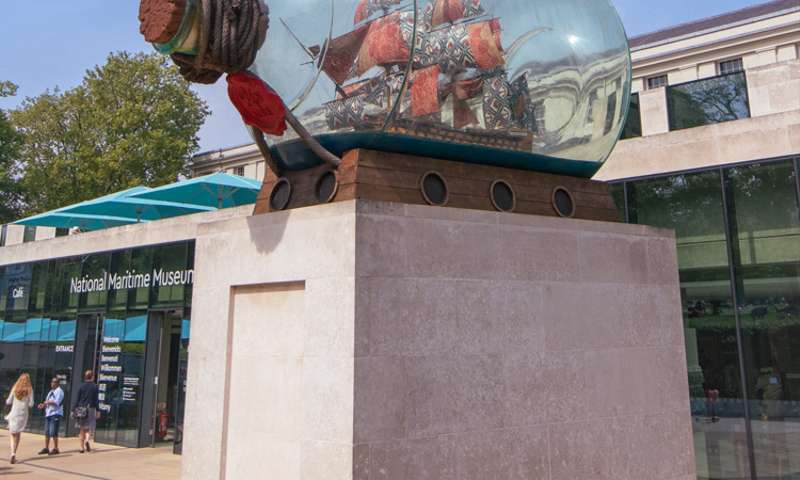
{"left": 44, "top": 415, "right": 61, "bottom": 438}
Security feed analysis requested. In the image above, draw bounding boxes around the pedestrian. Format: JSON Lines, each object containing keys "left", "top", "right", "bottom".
{"left": 37, "top": 377, "right": 65, "bottom": 455}
{"left": 4, "top": 372, "right": 34, "bottom": 464}
{"left": 72, "top": 370, "right": 100, "bottom": 454}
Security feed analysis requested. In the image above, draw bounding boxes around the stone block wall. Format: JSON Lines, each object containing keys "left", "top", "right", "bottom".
{"left": 350, "top": 201, "right": 695, "bottom": 480}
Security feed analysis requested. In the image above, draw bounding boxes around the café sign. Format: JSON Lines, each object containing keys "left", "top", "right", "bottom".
{"left": 69, "top": 268, "right": 193, "bottom": 294}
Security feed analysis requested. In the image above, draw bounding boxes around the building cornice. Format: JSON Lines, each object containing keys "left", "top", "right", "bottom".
{"left": 632, "top": 20, "right": 799, "bottom": 72}
{"left": 630, "top": 5, "right": 800, "bottom": 52}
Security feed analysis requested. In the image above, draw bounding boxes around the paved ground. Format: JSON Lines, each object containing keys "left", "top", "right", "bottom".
{"left": 0, "top": 430, "right": 180, "bottom": 479}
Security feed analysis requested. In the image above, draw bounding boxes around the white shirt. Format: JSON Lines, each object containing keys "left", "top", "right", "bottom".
{"left": 44, "top": 387, "right": 64, "bottom": 418}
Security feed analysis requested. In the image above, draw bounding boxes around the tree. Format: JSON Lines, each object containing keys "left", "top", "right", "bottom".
{"left": 12, "top": 52, "right": 209, "bottom": 214}
{"left": 0, "top": 81, "right": 23, "bottom": 223}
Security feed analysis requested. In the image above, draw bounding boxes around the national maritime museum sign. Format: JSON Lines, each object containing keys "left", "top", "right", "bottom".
{"left": 69, "top": 268, "right": 194, "bottom": 294}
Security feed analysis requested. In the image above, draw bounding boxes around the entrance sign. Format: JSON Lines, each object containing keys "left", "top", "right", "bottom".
{"left": 69, "top": 268, "right": 193, "bottom": 294}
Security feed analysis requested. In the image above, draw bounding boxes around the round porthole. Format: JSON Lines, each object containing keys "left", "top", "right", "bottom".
{"left": 552, "top": 186, "right": 575, "bottom": 218}
{"left": 490, "top": 180, "right": 516, "bottom": 212}
{"left": 420, "top": 171, "right": 448, "bottom": 206}
{"left": 315, "top": 170, "right": 338, "bottom": 204}
{"left": 269, "top": 178, "right": 292, "bottom": 211}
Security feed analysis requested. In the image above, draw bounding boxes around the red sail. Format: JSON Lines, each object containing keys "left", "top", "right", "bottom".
{"left": 470, "top": 18, "right": 504, "bottom": 70}
{"left": 356, "top": 12, "right": 413, "bottom": 76}
{"left": 320, "top": 12, "right": 412, "bottom": 85}
{"left": 354, "top": 0, "right": 403, "bottom": 24}
{"left": 411, "top": 65, "right": 441, "bottom": 117}
{"left": 430, "top": 0, "right": 485, "bottom": 27}
{"left": 319, "top": 24, "right": 371, "bottom": 85}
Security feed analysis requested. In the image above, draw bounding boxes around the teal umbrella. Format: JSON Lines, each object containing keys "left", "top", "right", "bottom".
{"left": 130, "top": 172, "right": 262, "bottom": 208}
{"left": 13, "top": 185, "right": 215, "bottom": 231}
{"left": 62, "top": 194, "right": 216, "bottom": 221}
{"left": 15, "top": 187, "right": 153, "bottom": 231}
{"left": 15, "top": 212, "right": 142, "bottom": 231}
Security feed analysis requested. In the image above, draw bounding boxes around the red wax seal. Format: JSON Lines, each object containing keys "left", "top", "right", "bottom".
{"left": 227, "top": 72, "right": 287, "bottom": 136}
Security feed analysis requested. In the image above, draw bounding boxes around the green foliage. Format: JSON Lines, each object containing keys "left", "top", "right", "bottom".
{"left": 12, "top": 52, "right": 209, "bottom": 215}
{"left": 0, "top": 81, "right": 23, "bottom": 223}
{"left": 0, "top": 81, "right": 18, "bottom": 98}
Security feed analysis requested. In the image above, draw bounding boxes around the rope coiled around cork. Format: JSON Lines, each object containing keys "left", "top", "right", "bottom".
{"left": 172, "top": 0, "right": 268, "bottom": 84}
{"left": 169, "top": 0, "right": 341, "bottom": 171}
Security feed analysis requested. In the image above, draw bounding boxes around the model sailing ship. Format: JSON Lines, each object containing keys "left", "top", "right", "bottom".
{"left": 295, "top": 0, "right": 546, "bottom": 152}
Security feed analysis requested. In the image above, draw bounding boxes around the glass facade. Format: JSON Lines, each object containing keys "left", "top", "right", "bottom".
{"left": 22, "top": 226, "right": 36, "bottom": 243}
{"left": 667, "top": 72, "right": 751, "bottom": 131}
{"left": 621, "top": 92, "right": 642, "bottom": 140}
{"left": 0, "top": 241, "right": 194, "bottom": 449}
{"left": 614, "top": 157, "right": 800, "bottom": 480}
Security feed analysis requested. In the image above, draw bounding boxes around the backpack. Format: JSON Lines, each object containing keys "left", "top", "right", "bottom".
{"left": 72, "top": 405, "right": 89, "bottom": 420}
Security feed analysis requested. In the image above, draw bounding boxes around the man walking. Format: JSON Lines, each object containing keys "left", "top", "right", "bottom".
{"left": 37, "top": 377, "right": 64, "bottom": 455}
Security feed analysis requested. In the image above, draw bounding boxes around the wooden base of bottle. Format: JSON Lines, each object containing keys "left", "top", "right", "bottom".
{"left": 254, "top": 149, "right": 620, "bottom": 222}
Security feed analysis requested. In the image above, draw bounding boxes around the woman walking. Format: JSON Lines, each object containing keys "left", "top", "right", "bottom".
{"left": 73, "top": 370, "right": 100, "bottom": 453}
{"left": 4, "top": 373, "right": 34, "bottom": 464}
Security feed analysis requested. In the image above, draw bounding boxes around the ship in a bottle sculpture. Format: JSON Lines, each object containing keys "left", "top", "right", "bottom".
{"left": 138, "top": 0, "right": 631, "bottom": 216}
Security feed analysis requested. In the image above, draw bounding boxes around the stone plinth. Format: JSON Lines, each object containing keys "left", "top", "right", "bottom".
{"left": 184, "top": 200, "right": 695, "bottom": 480}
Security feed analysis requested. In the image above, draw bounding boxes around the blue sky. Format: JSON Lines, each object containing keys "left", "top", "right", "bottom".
{"left": 0, "top": 0, "right": 764, "bottom": 153}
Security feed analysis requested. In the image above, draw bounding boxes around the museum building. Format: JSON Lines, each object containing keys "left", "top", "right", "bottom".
{"left": 0, "top": 241, "right": 194, "bottom": 451}
{"left": 188, "top": 1, "right": 800, "bottom": 478}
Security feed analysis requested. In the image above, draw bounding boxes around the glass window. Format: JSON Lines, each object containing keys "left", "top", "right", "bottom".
{"left": 608, "top": 182, "right": 626, "bottom": 222}
{"left": 6, "top": 264, "right": 32, "bottom": 312}
{"left": 50, "top": 258, "right": 82, "bottom": 316}
{"left": 174, "top": 313, "right": 191, "bottom": 454}
{"left": 0, "top": 266, "right": 6, "bottom": 312}
{"left": 55, "top": 228, "right": 69, "bottom": 238}
{"left": 719, "top": 58, "right": 744, "bottom": 75}
{"left": 628, "top": 170, "right": 753, "bottom": 479}
{"left": 2, "top": 314, "right": 25, "bottom": 343}
{"left": 107, "top": 251, "right": 133, "bottom": 310}
{"left": 621, "top": 93, "right": 642, "bottom": 139}
{"left": 603, "top": 91, "right": 618, "bottom": 136}
{"left": 79, "top": 253, "right": 110, "bottom": 310}
{"left": 0, "top": 224, "right": 7, "bottom": 247}
{"left": 724, "top": 160, "right": 800, "bottom": 477}
{"left": 151, "top": 243, "right": 191, "bottom": 308}
{"left": 28, "top": 263, "right": 49, "bottom": 314}
{"left": 667, "top": 72, "right": 750, "bottom": 131}
{"left": 647, "top": 74, "right": 667, "bottom": 89}
{"left": 129, "top": 247, "right": 154, "bottom": 310}
{"left": 233, "top": 166, "right": 245, "bottom": 177}
{"left": 22, "top": 226, "right": 36, "bottom": 243}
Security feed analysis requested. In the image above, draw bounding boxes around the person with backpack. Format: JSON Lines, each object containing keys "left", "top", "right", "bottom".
{"left": 72, "top": 370, "right": 100, "bottom": 454}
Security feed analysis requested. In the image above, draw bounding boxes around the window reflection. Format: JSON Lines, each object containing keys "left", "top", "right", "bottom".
{"left": 620, "top": 93, "right": 641, "bottom": 139}
{"left": 667, "top": 72, "right": 750, "bottom": 131}
{"left": 628, "top": 170, "right": 753, "bottom": 479}
{"left": 725, "top": 160, "right": 800, "bottom": 478}
{"left": 608, "top": 183, "right": 626, "bottom": 222}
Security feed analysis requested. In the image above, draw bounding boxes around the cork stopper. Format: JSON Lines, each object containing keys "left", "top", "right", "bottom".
{"left": 139, "top": 0, "right": 188, "bottom": 44}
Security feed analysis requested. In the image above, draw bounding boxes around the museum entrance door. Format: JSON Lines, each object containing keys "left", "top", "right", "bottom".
{"left": 68, "top": 313, "right": 103, "bottom": 437}
{"left": 140, "top": 309, "right": 186, "bottom": 450}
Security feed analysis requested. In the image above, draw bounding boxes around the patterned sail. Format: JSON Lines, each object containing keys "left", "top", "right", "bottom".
{"left": 422, "top": 0, "right": 485, "bottom": 29}
{"left": 354, "top": 0, "right": 404, "bottom": 24}
{"left": 356, "top": 12, "right": 415, "bottom": 76}
{"left": 414, "top": 18, "right": 504, "bottom": 72}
